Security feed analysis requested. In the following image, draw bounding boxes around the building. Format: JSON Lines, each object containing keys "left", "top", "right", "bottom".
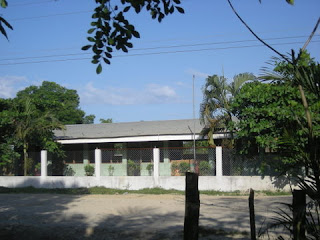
{"left": 53, "top": 119, "right": 230, "bottom": 176}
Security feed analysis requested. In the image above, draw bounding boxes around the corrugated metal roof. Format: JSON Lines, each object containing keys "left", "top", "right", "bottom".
{"left": 54, "top": 119, "right": 204, "bottom": 140}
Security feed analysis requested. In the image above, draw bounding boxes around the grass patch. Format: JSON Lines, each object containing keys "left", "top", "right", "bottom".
{"left": 199, "top": 226, "right": 249, "bottom": 237}
{"left": 0, "top": 186, "right": 290, "bottom": 196}
{"left": 200, "top": 190, "right": 243, "bottom": 196}
{"left": 257, "top": 190, "right": 291, "bottom": 196}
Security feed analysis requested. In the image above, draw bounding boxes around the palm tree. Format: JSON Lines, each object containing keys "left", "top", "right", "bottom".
{"left": 200, "top": 72, "right": 256, "bottom": 146}
{"left": 14, "top": 98, "right": 64, "bottom": 176}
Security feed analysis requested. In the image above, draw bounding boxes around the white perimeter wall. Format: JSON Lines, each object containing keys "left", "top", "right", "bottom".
{"left": 0, "top": 148, "right": 297, "bottom": 191}
{"left": 0, "top": 175, "right": 295, "bottom": 192}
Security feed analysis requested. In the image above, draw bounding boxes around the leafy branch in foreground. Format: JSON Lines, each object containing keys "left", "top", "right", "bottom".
{"left": 0, "top": 0, "right": 13, "bottom": 40}
{"left": 82, "top": 0, "right": 184, "bottom": 74}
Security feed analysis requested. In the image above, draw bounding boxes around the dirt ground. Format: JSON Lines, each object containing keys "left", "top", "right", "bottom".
{"left": 0, "top": 193, "right": 291, "bottom": 239}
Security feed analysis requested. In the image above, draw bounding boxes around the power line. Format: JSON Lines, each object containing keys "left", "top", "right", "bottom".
{"left": 1, "top": 31, "right": 318, "bottom": 56}
{"left": 0, "top": 40, "right": 318, "bottom": 66}
{"left": 0, "top": 34, "right": 318, "bottom": 62}
{"left": 130, "top": 35, "right": 320, "bottom": 52}
{"left": 10, "top": 0, "right": 57, "bottom": 7}
{"left": 9, "top": 10, "right": 92, "bottom": 22}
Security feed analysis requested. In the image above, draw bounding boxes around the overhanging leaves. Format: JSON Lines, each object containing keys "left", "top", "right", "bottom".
{"left": 83, "top": 0, "right": 184, "bottom": 74}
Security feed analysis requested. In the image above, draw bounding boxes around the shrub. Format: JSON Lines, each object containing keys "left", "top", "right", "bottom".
{"left": 179, "top": 162, "right": 190, "bottom": 176}
{"left": 199, "top": 161, "right": 211, "bottom": 176}
{"left": 146, "top": 163, "right": 153, "bottom": 176}
{"left": 108, "top": 165, "right": 115, "bottom": 176}
{"left": 84, "top": 164, "right": 95, "bottom": 176}
{"left": 127, "top": 160, "right": 140, "bottom": 176}
{"left": 171, "top": 162, "right": 179, "bottom": 175}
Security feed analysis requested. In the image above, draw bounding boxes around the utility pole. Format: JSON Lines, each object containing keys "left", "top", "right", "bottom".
{"left": 192, "top": 75, "right": 197, "bottom": 173}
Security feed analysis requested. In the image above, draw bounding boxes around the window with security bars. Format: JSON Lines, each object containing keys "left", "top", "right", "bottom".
{"left": 102, "top": 149, "right": 124, "bottom": 163}
{"left": 64, "top": 150, "right": 83, "bottom": 164}
{"left": 127, "top": 148, "right": 153, "bottom": 163}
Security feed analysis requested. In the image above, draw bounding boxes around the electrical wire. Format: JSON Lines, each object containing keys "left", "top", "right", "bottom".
{"left": 10, "top": 0, "right": 58, "bottom": 7}
{"left": 0, "top": 34, "right": 318, "bottom": 62}
{"left": 9, "top": 10, "right": 92, "bottom": 22}
{"left": 0, "top": 40, "right": 318, "bottom": 66}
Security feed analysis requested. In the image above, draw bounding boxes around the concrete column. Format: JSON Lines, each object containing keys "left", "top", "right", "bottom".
{"left": 163, "top": 141, "right": 169, "bottom": 164}
{"left": 95, "top": 148, "right": 101, "bottom": 178}
{"left": 47, "top": 151, "right": 52, "bottom": 176}
{"left": 83, "top": 143, "right": 89, "bottom": 165}
{"left": 153, "top": 148, "right": 160, "bottom": 186}
{"left": 122, "top": 143, "right": 128, "bottom": 176}
{"left": 41, "top": 150, "right": 47, "bottom": 177}
{"left": 216, "top": 146, "right": 223, "bottom": 177}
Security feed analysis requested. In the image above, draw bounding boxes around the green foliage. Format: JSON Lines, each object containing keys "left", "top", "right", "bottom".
{"left": 178, "top": 162, "right": 189, "bottom": 176}
{"left": 146, "top": 163, "right": 153, "bottom": 175}
{"left": 108, "top": 165, "right": 115, "bottom": 176}
{"left": 83, "top": 0, "right": 184, "bottom": 73}
{"left": 127, "top": 159, "right": 140, "bottom": 176}
{"left": 0, "top": 0, "right": 13, "bottom": 40}
{"left": 232, "top": 52, "right": 320, "bottom": 175}
{"left": 100, "top": 118, "right": 113, "bottom": 123}
{"left": 231, "top": 81, "right": 318, "bottom": 158}
{"left": 171, "top": 162, "right": 179, "bottom": 175}
{"left": 12, "top": 98, "right": 65, "bottom": 175}
{"left": 83, "top": 114, "right": 96, "bottom": 124}
{"left": 0, "top": 143, "right": 19, "bottom": 175}
{"left": 200, "top": 73, "right": 256, "bottom": 146}
{"left": 16, "top": 81, "right": 86, "bottom": 125}
{"left": 0, "top": 186, "right": 291, "bottom": 196}
{"left": 0, "top": 81, "right": 98, "bottom": 175}
{"left": 199, "top": 161, "right": 211, "bottom": 176}
{"left": 84, "top": 164, "right": 95, "bottom": 176}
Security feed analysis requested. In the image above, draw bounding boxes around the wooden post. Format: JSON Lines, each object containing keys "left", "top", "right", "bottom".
{"left": 248, "top": 188, "right": 256, "bottom": 240}
{"left": 184, "top": 172, "right": 200, "bottom": 240}
{"left": 293, "top": 190, "right": 306, "bottom": 240}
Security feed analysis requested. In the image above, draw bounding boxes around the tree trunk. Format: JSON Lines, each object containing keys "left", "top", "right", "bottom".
{"left": 23, "top": 142, "right": 28, "bottom": 176}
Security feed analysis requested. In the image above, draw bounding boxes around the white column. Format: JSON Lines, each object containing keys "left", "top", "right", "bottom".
{"left": 95, "top": 148, "right": 101, "bottom": 178}
{"left": 83, "top": 143, "right": 89, "bottom": 164}
{"left": 153, "top": 148, "right": 160, "bottom": 186}
{"left": 41, "top": 150, "right": 47, "bottom": 177}
{"left": 216, "top": 146, "right": 223, "bottom": 177}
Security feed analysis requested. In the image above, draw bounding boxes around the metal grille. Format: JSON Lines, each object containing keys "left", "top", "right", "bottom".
{"left": 101, "top": 148, "right": 153, "bottom": 176}
{"left": 222, "top": 148, "right": 278, "bottom": 176}
{"left": 160, "top": 147, "right": 216, "bottom": 176}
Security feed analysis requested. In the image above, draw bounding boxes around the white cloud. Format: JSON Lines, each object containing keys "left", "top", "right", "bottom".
{"left": 0, "top": 76, "right": 28, "bottom": 98}
{"left": 80, "top": 82, "right": 179, "bottom": 105}
{"left": 185, "top": 68, "right": 210, "bottom": 79}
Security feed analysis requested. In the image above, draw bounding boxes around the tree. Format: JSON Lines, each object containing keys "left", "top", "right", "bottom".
{"left": 0, "top": 81, "right": 97, "bottom": 175}
{"left": 231, "top": 81, "right": 317, "bottom": 159}
{"left": 0, "top": 98, "right": 18, "bottom": 175}
{"left": 200, "top": 73, "right": 255, "bottom": 146}
{"left": 100, "top": 118, "right": 113, "bottom": 123}
{"left": 254, "top": 52, "right": 320, "bottom": 239}
{"left": 83, "top": 114, "right": 96, "bottom": 124}
{"left": 12, "top": 98, "right": 64, "bottom": 176}
{"left": 16, "top": 81, "right": 87, "bottom": 125}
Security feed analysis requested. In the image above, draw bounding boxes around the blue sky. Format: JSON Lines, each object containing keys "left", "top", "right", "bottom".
{"left": 0, "top": 0, "right": 319, "bottom": 123}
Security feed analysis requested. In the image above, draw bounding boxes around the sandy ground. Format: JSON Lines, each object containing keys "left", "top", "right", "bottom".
{"left": 0, "top": 193, "right": 291, "bottom": 239}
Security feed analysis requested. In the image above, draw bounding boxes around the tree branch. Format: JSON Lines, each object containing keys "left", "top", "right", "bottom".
{"left": 227, "top": 0, "right": 292, "bottom": 64}
{"left": 302, "top": 17, "right": 320, "bottom": 51}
